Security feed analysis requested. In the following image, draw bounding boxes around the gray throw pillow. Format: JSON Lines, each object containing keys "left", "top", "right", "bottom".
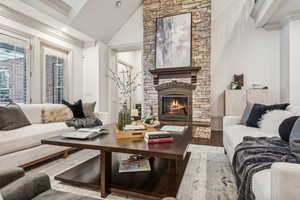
{"left": 0, "top": 103, "right": 31, "bottom": 130}
{"left": 289, "top": 118, "right": 300, "bottom": 162}
{"left": 240, "top": 103, "right": 254, "bottom": 125}
{"left": 82, "top": 102, "right": 96, "bottom": 117}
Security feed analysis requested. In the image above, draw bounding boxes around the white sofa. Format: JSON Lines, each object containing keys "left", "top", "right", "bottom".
{"left": 0, "top": 104, "right": 110, "bottom": 168}
{"left": 223, "top": 106, "right": 300, "bottom": 200}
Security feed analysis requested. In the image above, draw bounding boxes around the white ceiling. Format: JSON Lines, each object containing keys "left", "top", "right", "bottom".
{"left": 268, "top": 0, "right": 300, "bottom": 25}
{"left": 252, "top": 0, "right": 300, "bottom": 29}
{"left": 17, "top": 0, "right": 142, "bottom": 43}
{"left": 70, "top": 0, "right": 142, "bottom": 43}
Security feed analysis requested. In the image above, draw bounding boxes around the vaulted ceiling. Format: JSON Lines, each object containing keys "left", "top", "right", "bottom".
{"left": 13, "top": 0, "right": 142, "bottom": 43}
{"left": 70, "top": 0, "right": 142, "bottom": 43}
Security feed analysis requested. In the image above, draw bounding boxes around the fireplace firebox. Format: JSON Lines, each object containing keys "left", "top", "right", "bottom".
{"left": 162, "top": 96, "right": 188, "bottom": 116}
{"left": 155, "top": 81, "right": 195, "bottom": 122}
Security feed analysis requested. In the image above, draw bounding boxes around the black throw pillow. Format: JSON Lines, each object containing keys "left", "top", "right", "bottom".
{"left": 279, "top": 116, "right": 300, "bottom": 142}
{"left": 245, "top": 103, "right": 290, "bottom": 128}
{"left": 62, "top": 99, "right": 85, "bottom": 119}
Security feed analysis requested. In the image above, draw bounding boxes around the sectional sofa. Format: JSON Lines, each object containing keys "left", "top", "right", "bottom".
{"left": 0, "top": 104, "right": 109, "bottom": 169}
{"left": 223, "top": 106, "right": 300, "bottom": 200}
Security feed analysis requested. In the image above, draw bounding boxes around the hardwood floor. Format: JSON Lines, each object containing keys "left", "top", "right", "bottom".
{"left": 192, "top": 131, "right": 223, "bottom": 147}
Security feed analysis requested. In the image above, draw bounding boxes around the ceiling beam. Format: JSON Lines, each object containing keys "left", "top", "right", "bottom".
{"left": 40, "top": 0, "right": 72, "bottom": 17}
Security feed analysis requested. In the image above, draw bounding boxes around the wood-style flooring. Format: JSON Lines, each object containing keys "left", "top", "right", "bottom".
{"left": 192, "top": 131, "right": 223, "bottom": 147}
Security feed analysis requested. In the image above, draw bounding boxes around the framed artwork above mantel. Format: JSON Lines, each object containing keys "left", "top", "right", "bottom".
{"left": 155, "top": 12, "right": 192, "bottom": 69}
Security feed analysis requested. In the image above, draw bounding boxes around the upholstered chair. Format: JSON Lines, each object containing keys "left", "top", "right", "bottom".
{"left": 0, "top": 167, "right": 99, "bottom": 200}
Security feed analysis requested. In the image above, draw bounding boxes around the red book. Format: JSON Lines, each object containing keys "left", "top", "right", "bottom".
{"left": 145, "top": 137, "right": 174, "bottom": 144}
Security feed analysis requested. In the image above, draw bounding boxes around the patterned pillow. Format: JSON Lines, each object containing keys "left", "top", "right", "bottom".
{"left": 42, "top": 104, "right": 73, "bottom": 123}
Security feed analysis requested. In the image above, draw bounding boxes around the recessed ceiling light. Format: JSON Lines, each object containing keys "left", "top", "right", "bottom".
{"left": 61, "top": 27, "right": 67, "bottom": 32}
{"left": 116, "top": 0, "right": 122, "bottom": 8}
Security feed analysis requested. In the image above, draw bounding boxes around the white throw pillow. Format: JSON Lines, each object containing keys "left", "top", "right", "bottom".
{"left": 259, "top": 110, "right": 293, "bottom": 136}
{"left": 286, "top": 105, "right": 300, "bottom": 116}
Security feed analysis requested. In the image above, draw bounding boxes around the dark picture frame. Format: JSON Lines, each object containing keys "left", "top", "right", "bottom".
{"left": 155, "top": 12, "right": 192, "bottom": 69}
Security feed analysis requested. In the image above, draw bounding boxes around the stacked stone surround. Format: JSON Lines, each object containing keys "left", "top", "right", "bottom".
{"left": 143, "top": 0, "right": 211, "bottom": 137}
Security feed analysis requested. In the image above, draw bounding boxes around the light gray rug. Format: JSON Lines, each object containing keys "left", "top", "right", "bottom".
{"left": 27, "top": 145, "right": 237, "bottom": 200}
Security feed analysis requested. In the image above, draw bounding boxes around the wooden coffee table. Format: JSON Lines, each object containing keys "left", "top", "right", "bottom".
{"left": 42, "top": 125, "right": 193, "bottom": 200}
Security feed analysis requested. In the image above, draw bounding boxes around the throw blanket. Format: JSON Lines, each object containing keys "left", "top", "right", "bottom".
{"left": 232, "top": 136, "right": 296, "bottom": 200}
{"left": 65, "top": 117, "right": 102, "bottom": 129}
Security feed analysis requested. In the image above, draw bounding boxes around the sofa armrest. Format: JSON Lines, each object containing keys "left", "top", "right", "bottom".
{"left": 94, "top": 112, "right": 111, "bottom": 125}
{"left": 223, "top": 116, "right": 241, "bottom": 129}
{"left": 0, "top": 168, "right": 25, "bottom": 189}
{"left": 271, "top": 162, "right": 300, "bottom": 200}
{"left": 1, "top": 173, "right": 50, "bottom": 200}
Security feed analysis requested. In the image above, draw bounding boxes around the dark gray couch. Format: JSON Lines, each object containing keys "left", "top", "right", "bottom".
{"left": 0, "top": 168, "right": 99, "bottom": 200}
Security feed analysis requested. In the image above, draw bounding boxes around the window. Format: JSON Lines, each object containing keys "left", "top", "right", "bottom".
{"left": 42, "top": 47, "right": 67, "bottom": 104}
{"left": 0, "top": 69, "right": 9, "bottom": 103}
{"left": 0, "top": 35, "right": 29, "bottom": 104}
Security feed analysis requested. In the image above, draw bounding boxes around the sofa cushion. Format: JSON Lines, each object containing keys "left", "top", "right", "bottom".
{"left": 18, "top": 104, "right": 44, "bottom": 124}
{"left": 0, "top": 123, "right": 74, "bottom": 156}
{"left": 252, "top": 169, "right": 271, "bottom": 200}
{"left": 0, "top": 103, "right": 31, "bottom": 130}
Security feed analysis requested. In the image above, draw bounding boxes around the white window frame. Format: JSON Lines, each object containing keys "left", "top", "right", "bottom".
{"left": 0, "top": 30, "right": 31, "bottom": 103}
{"left": 41, "top": 46, "right": 68, "bottom": 103}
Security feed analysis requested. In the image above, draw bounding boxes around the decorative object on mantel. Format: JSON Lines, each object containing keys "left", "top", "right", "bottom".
{"left": 149, "top": 67, "right": 201, "bottom": 85}
{"left": 107, "top": 68, "right": 140, "bottom": 130}
{"left": 156, "top": 13, "right": 192, "bottom": 69}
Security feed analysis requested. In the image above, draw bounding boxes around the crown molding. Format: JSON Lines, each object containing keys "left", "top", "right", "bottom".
{"left": 0, "top": 3, "right": 84, "bottom": 47}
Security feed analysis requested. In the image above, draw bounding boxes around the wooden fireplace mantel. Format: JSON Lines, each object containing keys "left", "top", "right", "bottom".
{"left": 149, "top": 67, "right": 201, "bottom": 85}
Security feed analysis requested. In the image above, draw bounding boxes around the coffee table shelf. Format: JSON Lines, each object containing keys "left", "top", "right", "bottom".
{"left": 55, "top": 153, "right": 190, "bottom": 200}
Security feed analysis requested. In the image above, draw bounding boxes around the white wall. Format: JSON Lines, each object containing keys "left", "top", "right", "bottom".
{"left": 288, "top": 20, "right": 300, "bottom": 106}
{"left": 280, "top": 23, "right": 290, "bottom": 103}
{"left": 82, "top": 41, "right": 109, "bottom": 112}
{"left": 280, "top": 20, "right": 300, "bottom": 106}
{"left": 212, "top": 0, "right": 280, "bottom": 130}
{"left": 109, "top": 6, "right": 143, "bottom": 49}
{"left": 0, "top": 16, "right": 84, "bottom": 103}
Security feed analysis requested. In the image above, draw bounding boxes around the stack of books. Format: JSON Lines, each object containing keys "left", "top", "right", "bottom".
{"left": 119, "top": 159, "right": 151, "bottom": 173}
{"left": 144, "top": 131, "right": 174, "bottom": 144}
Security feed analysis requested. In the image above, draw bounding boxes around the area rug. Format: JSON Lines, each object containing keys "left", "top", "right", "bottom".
{"left": 27, "top": 145, "right": 237, "bottom": 200}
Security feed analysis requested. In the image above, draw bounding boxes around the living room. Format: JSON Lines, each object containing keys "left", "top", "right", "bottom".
{"left": 1, "top": 0, "right": 300, "bottom": 200}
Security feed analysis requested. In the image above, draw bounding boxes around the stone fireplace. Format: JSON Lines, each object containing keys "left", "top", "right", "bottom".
{"left": 156, "top": 81, "right": 195, "bottom": 122}
{"left": 143, "top": 0, "right": 212, "bottom": 137}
